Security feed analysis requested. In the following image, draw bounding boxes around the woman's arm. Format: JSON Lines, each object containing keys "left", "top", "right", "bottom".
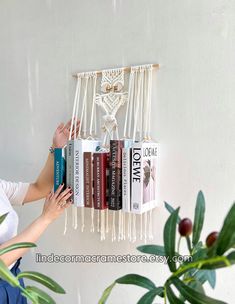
{"left": 23, "top": 120, "right": 79, "bottom": 204}
{"left": 0, "top": 184, "right": 72, "bottom": 267}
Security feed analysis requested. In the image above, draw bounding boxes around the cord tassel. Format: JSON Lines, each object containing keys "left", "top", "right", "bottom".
{"left": 90, "top": 208, "right": 95, "bottom": 232}
{"left": 128, "top": 213, "right": 132, "bottom": 242}
{"left": 140, "top": 213, "right": 143, "bottom": 240}
{"left": 100, "top": 210, "right": 105, "bottom": 241}
{"left": 81, "top": 207, "right": 85, "bottom": 232}
{"left": 111, "top": 212, "right": 116, "bottom": 242}
{"left": 63, "top": 209, "right": 68, "bottom": 235}
{"left": 105, "top": 208, "right": 109, "bottom": 233}
{"left": 144, "top": 211, "right": 147, "bottom": 243}
{"left": 97, "top": 210, "right": 100, "bottom": 233}
{"left": 122, "top": 212, "right": 126, "bottom": 241}
{"left": 132, "top": 214, "right": 136, "bottom": 243}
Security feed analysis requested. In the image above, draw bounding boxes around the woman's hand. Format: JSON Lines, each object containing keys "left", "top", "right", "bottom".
{"left": 52, "top": 119, "right": 80, "bottom": 148}
{"left": 41, "top": 184, "right": 73, "bottom": 223}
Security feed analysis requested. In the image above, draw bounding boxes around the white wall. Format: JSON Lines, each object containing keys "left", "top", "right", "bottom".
{"left": 0, "top": 0, "right": 235, "bottom": 303}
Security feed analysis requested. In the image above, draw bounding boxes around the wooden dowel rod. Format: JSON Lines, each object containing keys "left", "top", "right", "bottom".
{"left": 72, "top": 63, "right": 159, "bottom": 78}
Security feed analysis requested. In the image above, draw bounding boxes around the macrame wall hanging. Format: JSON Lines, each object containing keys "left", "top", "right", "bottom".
{"left": 54, "top": 64, "right": 159, "bottom": 242}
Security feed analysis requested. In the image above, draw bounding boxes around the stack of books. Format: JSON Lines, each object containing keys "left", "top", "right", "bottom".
{"left": 54, "top": 139, "right": 158, "bottom": 214}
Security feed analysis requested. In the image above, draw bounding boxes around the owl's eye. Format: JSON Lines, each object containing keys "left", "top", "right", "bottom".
{"left": 105, "top": 85, "right": 111, "bottom": 92}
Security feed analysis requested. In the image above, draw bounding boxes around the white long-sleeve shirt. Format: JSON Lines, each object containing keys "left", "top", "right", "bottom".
{"left": 0, "top": 179, "right": 29, "bottom": 268}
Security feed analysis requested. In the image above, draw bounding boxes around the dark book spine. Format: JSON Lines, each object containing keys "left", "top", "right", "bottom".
{"left": 84, "top": 152, "right": 93, "bottom": 208}
{"left": 54, "top": 148, "right": 66, "bottom": 192}
{"left": 108, "top": 140, "right": 124, "bottom": 210}
{"left": 93, "top": 153, "right": 109, "bottom": 210}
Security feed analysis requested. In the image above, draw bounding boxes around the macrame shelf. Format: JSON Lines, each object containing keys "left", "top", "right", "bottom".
{"left": 55, "top": 64, "right": 160, "bottom": 242}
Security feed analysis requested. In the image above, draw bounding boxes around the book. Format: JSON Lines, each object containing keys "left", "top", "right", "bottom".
{"left": 122, "top": 147, "right": 132, "bottom": 212}
{"left": 93, "top": 152, "right": 109, "bottom": 210}
{"left": 66, "top": 141, "right": 74, "bottom": 196}
{"left": 66, "top": 139, "right": 100, "bottom": 207}
{"left": 122, "top": 139, "right": 134, "bottom": 213}
{"left": 109, "top": 140, "right": 124, "bottom": 210}
{"left": 54, "top": 147, "right": 66, "bottom": 192}
{"left": 84, "top": 152, "right": 94, "bottom": 208}
{"left": 131, "top": 142, "right": 158, "bottom": 214}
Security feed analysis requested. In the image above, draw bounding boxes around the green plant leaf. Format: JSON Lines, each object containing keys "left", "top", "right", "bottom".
{"left": 137, "top": 287, "right": 164, "bottom": 304}
{"left": 25, "top": 286, "right": 56, "bottom": 304}
{"left": 192, "top": 191, "right": 205, "bottom": 246}
{"left": 164, "top": 202, "right": 181, "bottom": 224}
{"left": 188, "top": 279, "right": 205, "bottom": 294}
{"left": 0, "top": 212, "right": 8, "bottom": 225}
{"left": 115, "top": 274, "right": 156, "bottom": 290}
{"left": 166, "top": 283, "right": 184, "bottom": 304}
{"left": 164, "top": 207, "right": 180, "bottom": 272}
{"left": 0, "top": 259, "right": 20, "bottom": 287}
{"left": 17, "top": 271, "right": 65, "bottom": 294}
{"left": 98, "top": 282, "right": 116, "bottom": 304}
{"left": 227, "top": 251, "right": 235, "bottom": 263}
{"left": 194, "top": 270, "right": 216, "bottom": 289}
{"left": 20, "top": 289, "right": 39, "bottom": 304}
{"left": 137, "top": 245, "right": 166, "bottom": 256}
{"left": 216, "top": 202, "right": 235, "bottom": 255}
{"left": 0, "top": 242, "right": 36, "bottom": 256}
{"left": 172, "top": 277, "right": 227, "bottom": 303}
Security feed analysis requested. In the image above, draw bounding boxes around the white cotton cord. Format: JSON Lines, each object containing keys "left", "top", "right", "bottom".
{"left": 89, "top": 75, "right": 97, "bottom": 137}
{"left": 84, "top": 93, "right": 87, "bottom": 138}
{"left": 123, "top": 71, "right": 133, "bottom": 138}
{"left": 118, "top": 210, "right": 122, "bottom": 242}
{"left": 74, "top": 207, "right": 78, "bottom": 230}
{"left": 100, "top": 210, "right": 105, "bottom": 241}
{"left": 140, "top": 213, "right": 143, "bottom": 240}
{"left": 69, "top": 76, "right": 80, "bottom": 140}
{"left": 81, "top": 207, "right": 85, "bottom": 232}
{"left": 63, "top": 209, "right": 68, "bottom": 235}
{"left": 94, "top": 86, "right": 97, "bottom": 137}
{"left": 111, "top": 212, "right": 116, "bottom": 242}
{"left": 65, "top": 76, "right": 80, "bottom": 235}
{"left": 103, "top": 129, "right": 113, "bottom": 147}
{"left": 97, "top": 210, "right": 100, "bottom": 233}
{"left": 147, "top": 66, "right": 153, "bottom": 138}
{"left": 138, "top": 69, "right": 144, "bottom": 141}
{"left": 127, "top": 69, "right": 135, "bottom": 138}
{"left": 132, "top": 214, "right": 136, "bottom": 243}
{"left": 132, "top": 70, "right": 142, "bottom": 142}
{"left": 74, "top": 77, "right": 82, "bottom": 139}
{"left": 72, "top": 205, "right": 75, "bottom": 228}
{"left": 105, "top": 208, "right": 109, "bottom": 233}
{"left": 143, "top": 68, "right": 149, "bottom": 140}
{"left": 144, "top": 211, "right": 147, "bottom": 243}
{"left": 91, "top": 208, "right": 95, "bottom": 232}
{"left": 127, "top": 213, "right": 132, "bottom": 242}
{"left": 148, "top": 209, "right": 153, "bottom": 240}
{"left": 122, "top": 212, "right": 126, "bottom": 240}
{"left": 115, "top": 125, "right": 119, "bottom": 140}
{"left": 79, "top": 77, "right": 89, "bottom": 138}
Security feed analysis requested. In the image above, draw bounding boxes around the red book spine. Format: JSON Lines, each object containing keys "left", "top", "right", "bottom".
{"left": 93, "top": 152, "right": 109, "bottom": 210}
{"left": 84, "top": 152, "right": 93, "bottom": 208}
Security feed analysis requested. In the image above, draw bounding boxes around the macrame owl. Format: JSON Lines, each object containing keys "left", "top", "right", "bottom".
{"left": 95, "top": 68, "right": 128, "bottom": 142}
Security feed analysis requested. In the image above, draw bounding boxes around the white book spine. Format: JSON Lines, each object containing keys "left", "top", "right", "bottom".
{"left": 73, "top": 140, "right": 81, "bottom": 206}
{"left": 131, "top": 145, "right": 143, "bottom": 213}
{"left": 122, "top": 148, "right": 131, "bottom": 212}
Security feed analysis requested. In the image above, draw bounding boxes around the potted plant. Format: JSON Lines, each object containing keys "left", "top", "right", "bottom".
{"left": 0, "top": 213, "right": 65, "bottom": 304}
{"left": 99, "top": 191, "right": 235, "bottom": 303}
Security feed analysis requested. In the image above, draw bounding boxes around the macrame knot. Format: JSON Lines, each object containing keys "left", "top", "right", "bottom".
{"left": 102, "top": 114, "right": 118, "bottom": 133}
